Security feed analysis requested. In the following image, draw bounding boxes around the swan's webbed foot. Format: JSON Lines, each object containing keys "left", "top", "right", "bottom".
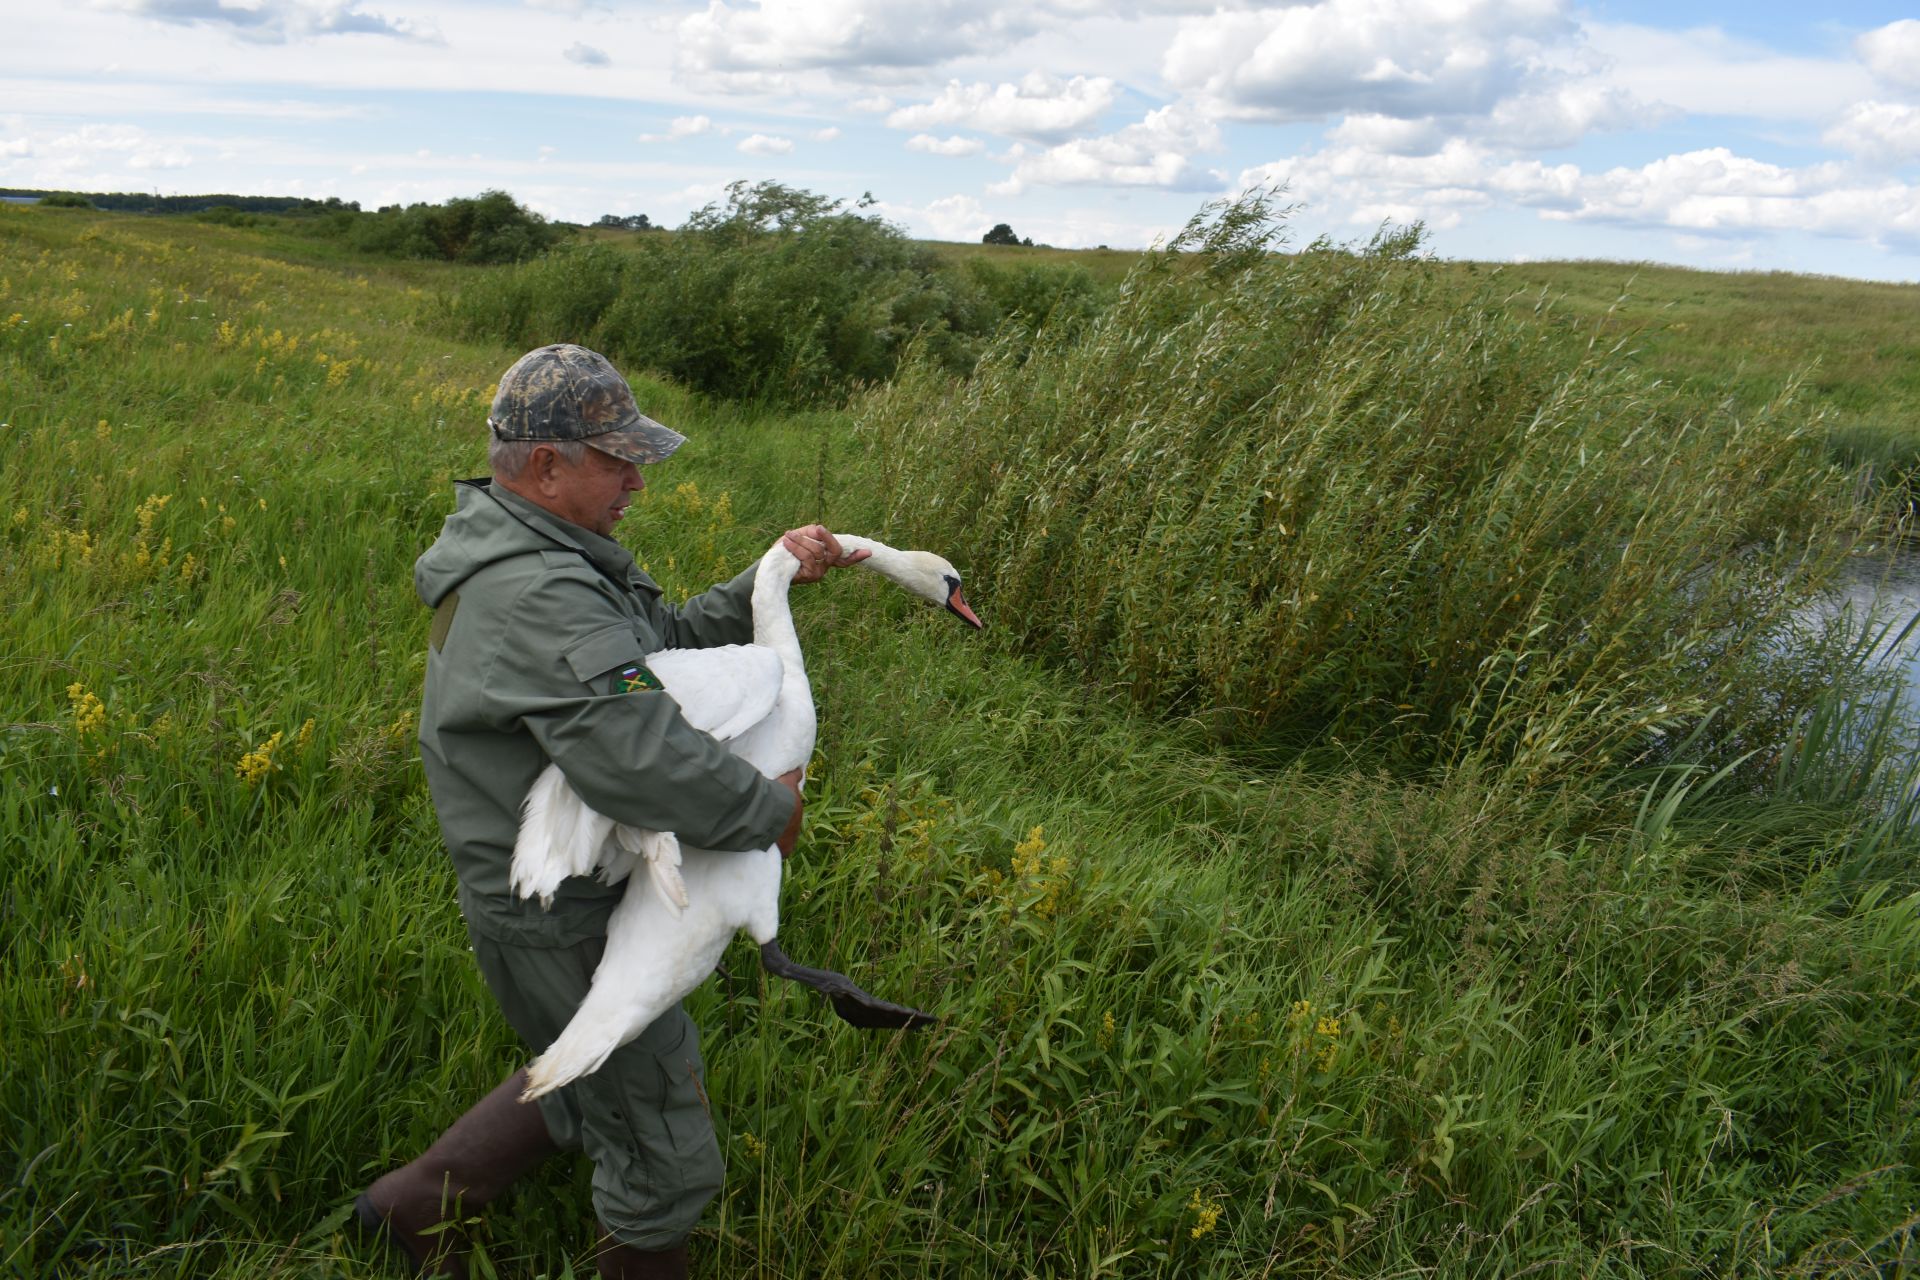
{"left": 758, "top": 940, "right": 937, "bottom": 1031}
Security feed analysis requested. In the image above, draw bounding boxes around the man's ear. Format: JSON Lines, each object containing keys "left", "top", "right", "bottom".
{"left": 526, "top": 443, "right": 559, "bottom": 491}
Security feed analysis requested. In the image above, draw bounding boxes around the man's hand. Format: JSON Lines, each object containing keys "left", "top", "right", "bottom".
{"left": 774, "top": 767, "right": 805, "bottom": 858}
{"left": 782, "top": 524, "right": 870, "bottom": 585}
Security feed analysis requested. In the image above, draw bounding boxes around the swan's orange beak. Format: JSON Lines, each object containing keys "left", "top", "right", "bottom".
{"left": 946, "top": 586, "right": 983, "bottom": 629}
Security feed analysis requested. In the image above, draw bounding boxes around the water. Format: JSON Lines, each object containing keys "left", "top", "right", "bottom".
{"left": 1830, "top": 545, "right": 1920, "bottom": 713}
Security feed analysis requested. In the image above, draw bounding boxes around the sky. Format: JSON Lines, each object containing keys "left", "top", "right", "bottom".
{"left": 4, "top": 1, "right": 1920, "bottom": 281}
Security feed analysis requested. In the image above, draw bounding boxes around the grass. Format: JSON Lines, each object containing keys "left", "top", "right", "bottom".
{"left": 1461, "top": 259, "right": 1920, "bottom": 485}
{"left": 3, "top": 202, "right": 1918, "bottom": 1278}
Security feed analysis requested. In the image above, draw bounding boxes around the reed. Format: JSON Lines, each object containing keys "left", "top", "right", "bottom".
{"left": 860, "top": 193, "right": 1888, "bottom": 784}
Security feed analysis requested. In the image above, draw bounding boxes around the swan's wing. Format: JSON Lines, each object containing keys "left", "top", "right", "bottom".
{"left": 512, "top": 763, "right": 616, "bottom": 907}
{"left": 645, "top": 645, "right": 783, "bottom": 742}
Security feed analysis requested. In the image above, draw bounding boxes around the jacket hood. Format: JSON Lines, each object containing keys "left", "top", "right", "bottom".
{"left": 415, "top": 478, "right": 641, "bottom": 608}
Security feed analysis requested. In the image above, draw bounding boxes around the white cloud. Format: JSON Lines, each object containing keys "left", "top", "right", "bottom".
{"left": 1328, "top": 114, "right": 1448, "bottom": 157}
{"left": 1583, "top": 22, "right": 1874, "bottom": 121}
{"left": 677, "top": 0, "right": 1046, "bottom": 75}
{"left": 0, "top": 121, "right": 199, "bottom": 184}
{"left": 736, "top": 132, "right": 794, "bottom": 155}
{"left": 810, "top": 126, "right": 841, "bottom": 142}
{"left": 906, "top": 133, "right": 985, "bottom": 157}
{"left": 1826, "top": 100, "right": 1920, "bottom": 166}
{"left": 1490, "top": 147, "right": 1920, "bottom": 248}
{"left": 849, "top": 94, "right": 894, "bottom": 113}
{"left": 1479, "top": 83, "right": 1670, "bottom": 151}
{"left": 1239, "top": 136, "right": 1920, "bottom": 253}
{"left": 563, "top": 42, "right": 610, "bottom": 67}
{"left": 887, "top": 74, "right": 1116, "bottom": 143}
{"left": 1164, "top": 0, "right": 1576, "bottom": 122}
{"left": 1859, "top": 19, "right": 1920, "bottom": 92}
{"left": 921, "top": 193, "right": 988, "bottom": 239}
{"left": 639, "top": 114, "right": 721, "bottom": 143}
{"left": 1008, "top": 103, "right": 1223, "bottom": 191}
{"left": 105, "top": 0, "right": 440, "bottom": 45}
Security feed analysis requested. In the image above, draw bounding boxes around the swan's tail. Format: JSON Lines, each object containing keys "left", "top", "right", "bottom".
{"left": 613, "top": 827, "right": 688, "bottom": 918}
{"left": 521, "top": 1020, "right": 624, "bottom": 1101}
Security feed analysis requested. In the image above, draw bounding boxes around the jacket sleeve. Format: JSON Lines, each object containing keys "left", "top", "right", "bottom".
{"left": 651, "top": 561, "right": 760, "bottom": 650}
{"left": 481, "top": 568, "right": 795, "bottom": 852}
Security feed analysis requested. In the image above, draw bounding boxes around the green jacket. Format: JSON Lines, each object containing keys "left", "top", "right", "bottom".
{"left": 414, "top": 479, "right": 795, "bottom": 946}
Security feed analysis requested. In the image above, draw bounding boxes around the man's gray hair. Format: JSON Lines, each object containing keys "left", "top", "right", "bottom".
{"left": 489, "top": 435, "right": 589, "bottom": 481}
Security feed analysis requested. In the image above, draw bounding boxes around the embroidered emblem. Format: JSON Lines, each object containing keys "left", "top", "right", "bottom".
{"left": 617, "top": 664, "right": 663, "bottom": 694}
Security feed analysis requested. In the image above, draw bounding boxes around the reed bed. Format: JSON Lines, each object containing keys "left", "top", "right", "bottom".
{"left": 860, "top": 194, "right": 1890, "bottom": 782}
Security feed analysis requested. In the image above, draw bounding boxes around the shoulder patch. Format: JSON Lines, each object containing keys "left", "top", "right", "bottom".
{"left": 617, "top": 664, "right": 664, "bottom": 694}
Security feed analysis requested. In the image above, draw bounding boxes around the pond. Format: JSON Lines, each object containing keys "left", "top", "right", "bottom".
{"left": 1830, "top": 544, "right": 1920, "bottom": 714}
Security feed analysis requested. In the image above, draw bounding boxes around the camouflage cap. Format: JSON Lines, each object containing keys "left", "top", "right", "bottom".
{"left": 487, "top": 343, "right": 685, "bottom": 465}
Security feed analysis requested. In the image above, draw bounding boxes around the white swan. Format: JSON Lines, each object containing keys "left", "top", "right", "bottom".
{"left": 510, "top": 533, "right": 981, "bottom": 1099}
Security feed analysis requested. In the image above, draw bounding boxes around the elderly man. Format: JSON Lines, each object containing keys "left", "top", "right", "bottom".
{"left": 356, "top": 344, "right": 864, "bottom": 1279}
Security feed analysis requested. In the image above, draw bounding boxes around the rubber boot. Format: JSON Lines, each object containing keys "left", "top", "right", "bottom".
{"left": 357, "top": 1068, "right": 561, "bottom": 1278}
{"left": 593, "top": 1230, "right": 690, "bottom": 1280}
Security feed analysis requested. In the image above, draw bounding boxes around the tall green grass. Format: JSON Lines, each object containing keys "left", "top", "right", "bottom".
{"left": 861, "top": 194, "right": 1887, "bottom": 780}
{"left": 3, "top": 203, "right": 1917, "bottom": 1278}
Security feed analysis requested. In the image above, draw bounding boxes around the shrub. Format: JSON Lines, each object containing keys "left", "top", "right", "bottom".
{"left": 443, "top": 180, "right": 992, "bottom": 404}
{"left": 857, "top": 192, "right": 1879, "bottom": 777}
{"left": 344, "top": 190, "right": 564, "bottom": 264}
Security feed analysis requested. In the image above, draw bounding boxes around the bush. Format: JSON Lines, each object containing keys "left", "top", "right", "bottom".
{"left": 964, "top": 258, "right": 1099, "bottom": 340}
{"left": 37, "top": 192, "right": 91, "bottom": 208}
{"left": 444, "top": 180, "right": 992, "bottom": 404}
{"left": 344, "top": 190, "right": 564, "bottom": 264}
{"left": 857, "top": 192, "right": 1880, "bottom": 776}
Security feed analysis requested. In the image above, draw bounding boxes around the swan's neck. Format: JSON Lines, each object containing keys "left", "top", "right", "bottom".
{"left": 835, "top": 536, "right": 911, "bottom": 590}
{"left": 751, "top": 543, "right": 804, "bottom": 657}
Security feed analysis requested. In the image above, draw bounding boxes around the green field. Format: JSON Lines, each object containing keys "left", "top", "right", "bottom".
{"left": 4, "top": 203, "right": 1919, "bottom": 1278}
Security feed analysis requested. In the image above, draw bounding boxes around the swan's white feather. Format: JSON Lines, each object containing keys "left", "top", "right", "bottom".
{"left": 644, "top": 645, "right": 783, "bottom": 742}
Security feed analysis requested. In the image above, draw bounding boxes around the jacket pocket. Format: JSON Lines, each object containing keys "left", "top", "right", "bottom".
{"left": 562, "top": 622, "right": 645, "bottom": 688}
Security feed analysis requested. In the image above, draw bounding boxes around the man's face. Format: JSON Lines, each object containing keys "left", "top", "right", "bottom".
{"left": 546, "top": 444, "right": 646, "bottom": 536}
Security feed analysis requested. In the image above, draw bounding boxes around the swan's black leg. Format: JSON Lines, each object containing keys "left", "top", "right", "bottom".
{"left": 758, "top": 940, "right": 937, "bottom": 1030}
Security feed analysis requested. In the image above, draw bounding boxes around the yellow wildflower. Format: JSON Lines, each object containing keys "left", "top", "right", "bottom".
{"left": 235, "top": 730, "right": 285, "bottom": 785}
{"left": 95, "top": 419, "right": 111, "bottom": 442}
{"left": 1314, "top": 1014, "right": 1343, "bottom": 1072}
{"left": 1097, "top": 1010, "right": 1115, "bottom": 1049}
{"left": 1187, "top": 1187, "right": 1222, "bottom": 1240}
{"left": 293, "top": 718, "right": 316, "bottom": 754}
{"left": 67, "top": 683, "right": 107, "bottom": 736}
{"left": 382, "top": 710, "right": 415, "bottom": 747}
{"left": 739, "top": 1132, "right": 766, "bottom": 1159}
{"left": 1011, "top": 826, "right": 1046, "bottom": 876}
{"left": 10, "top": 506, "right": 26, "bottom": 528}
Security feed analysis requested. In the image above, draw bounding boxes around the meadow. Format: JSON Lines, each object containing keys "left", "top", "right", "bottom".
{"left": 3, "top": 201, "right": 1918, "bottom": 1278}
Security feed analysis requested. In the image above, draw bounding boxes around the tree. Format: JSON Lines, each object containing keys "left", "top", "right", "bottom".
{"left": 982, "top": 222, "right": 1020, "bottom": 246}
{"left": 594, "top": 213, "right": 654, "bottom": 231}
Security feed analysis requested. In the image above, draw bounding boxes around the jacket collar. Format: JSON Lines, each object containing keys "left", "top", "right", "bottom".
{"left": 462, "top": 478, "right": 652, "bottom": 589}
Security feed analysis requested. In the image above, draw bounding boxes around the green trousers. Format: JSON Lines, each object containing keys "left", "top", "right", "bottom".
{"left": 467, "top": 924, "right": 726, "bottom": 1248}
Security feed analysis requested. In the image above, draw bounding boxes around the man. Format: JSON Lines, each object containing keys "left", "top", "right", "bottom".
{"left": 357, "top": 343, "right": 865, "bottom": 1279}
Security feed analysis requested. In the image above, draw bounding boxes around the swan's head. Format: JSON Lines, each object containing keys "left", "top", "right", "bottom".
{"left": 863, "top": 547, "right": 984, "bottom": 629}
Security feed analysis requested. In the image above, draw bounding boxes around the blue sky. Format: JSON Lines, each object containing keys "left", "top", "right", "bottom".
{"left": 4, "top": 1, "right": 1919, "bottom": 280}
